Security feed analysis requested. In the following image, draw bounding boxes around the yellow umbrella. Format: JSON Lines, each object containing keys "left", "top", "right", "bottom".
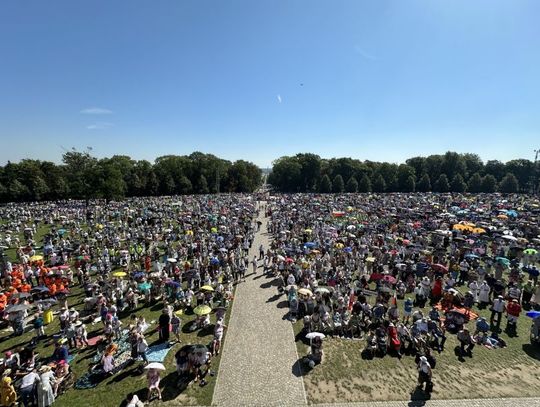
{"left": 335, "top": 243, "right": 344, "bottom": 249}
{"left": 472, "top": 227, "right": 486, "bottom": 234}
{"left": 366, "top": 257, "right": 376, "bottom": 262}
{"left": 112, "top": 271, "right": 127, "bottom": 278}
{"left": 30, "top": 255, "right": 43, "bottom": 262}
{"left": 304, "top": 229, "right": 313, "bottom": 234}
{"left": 298, "top": 288, "right": 313, "bottom": 296}
{"left": 310, "top": 249, "right": 320, "bottom": 254}
{"left": 210, "top": 227, "right": 218, "bottom": 233}
{"left": 497, "top": 214, "right": 508, "bottom": 220}
{"left": 193, "top": 305, "right": 212, "bottom": 316}
{"left": 186, "top": 230, "right": 194, "bottom": 235}
{"left": 453, "top": 224, "right": 467, "bottom": 231}
{"left": 175, "top": 309, "right": 183, "bottom": 316}
{"left": 200, "top": 285, "right": 214, "bottom": 292}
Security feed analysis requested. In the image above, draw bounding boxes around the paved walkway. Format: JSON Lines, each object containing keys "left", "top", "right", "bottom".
{"left": 314, "top": 397, "right": 540, "bottom": 407}
{"left": 213, "top": 200, "right": 307, "bottom": 407}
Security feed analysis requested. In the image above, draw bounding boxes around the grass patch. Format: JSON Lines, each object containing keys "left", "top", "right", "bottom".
{"left": 293, "top": 292, "right": 540, "bottom": 404}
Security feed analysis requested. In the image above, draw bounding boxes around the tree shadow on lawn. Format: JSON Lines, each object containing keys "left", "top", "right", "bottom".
{"left": 522, "top": 343, "right": 540, "bottom": 361}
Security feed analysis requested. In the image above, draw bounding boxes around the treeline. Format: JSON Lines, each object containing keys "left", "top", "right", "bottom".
{"left": 0, "top": 151, "right": 262, "bottom": 202}
{"left": 268, "top": 152, "right": 538, "bottom": 194}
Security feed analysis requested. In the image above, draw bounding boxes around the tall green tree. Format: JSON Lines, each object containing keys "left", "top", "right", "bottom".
{"left": 416, "top": 174, "right": 431, "bottom": 192}
{"left": 372, "top": 173, "right": 386, "bottom": 192}
{"left": 498, "top": 173, "right": 519, "bottom": 193}
{"left": 319, "top": 174, "right": 332, "bottom": 193}
{"left": 481, "top": 174, "right": 497, "bottom": 193}
{"left": 358, "top": 174, "right": 372, "bottom": 193}
{"left": 345, "top": 176, "right": 358, "bottom": 193}
{"left": 450, "top": 174, "right": 467, "bottom": 193}
{"left": 434, "top": 174, "right": 450, "bottom": 193}
{"left": 467, "top": 173, "right": 483, "bottom": 193}
{"left": 332, "top": 174, "right": 345, "bottom": 193}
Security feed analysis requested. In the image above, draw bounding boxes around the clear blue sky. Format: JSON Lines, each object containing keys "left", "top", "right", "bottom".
{"left": 1, "top": 1, "right": 539, "bottom": 167}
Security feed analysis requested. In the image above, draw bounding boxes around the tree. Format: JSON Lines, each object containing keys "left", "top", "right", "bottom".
{"left": 358, "top": 174, "right": 371, "bottom": 193}
{"left": 403, "top": 176, "right": 416, "bottom": 192}
{"left": 498, "top": 173, "right": 519, "bottom": 193}
{"left": 416, "top": 174, "right": 431, "bottom": 192}
{"left": 434, "top": 174, "right": 450, "bottom": 193}
{"left": 332, "top": 174, "right": 344, "bottom": 193}
{"left": 196, "top": 175, "right": 209, "bottom": 194}
{"left": 481, "top": 174, "right": 497, "bottom": 193}
{"left": 8, "top": 180, "right": 30, "bottom": 201}
{"left": 397, "top": 164, "right": 416, "bottom": 192}
{"left": 441, "top": 151, "right": 467, "bottom": 180}
{"left": 484, "top": 160, "right": 506, "bottom": 181}
{"left": 319, "top": 174, "right": 332, "bottom": 193}
{"left": 372, "top": 173, "right": 386, "bottom": 192}
{"left": 345, "top": 176, "right": 358, "bottom": 193}
{"left": 467, "top": 173, "right": 483, "bottom": 193}
{"left": 450, "top": 174, "right": 467, "bottom": 193}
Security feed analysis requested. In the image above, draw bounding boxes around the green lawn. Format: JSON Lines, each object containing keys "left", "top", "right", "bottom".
{"left": 1, "top": 223, "right": 229, "bottom": 406}
{"left": 293, "top": 290, "right": 540, "bottom": 404}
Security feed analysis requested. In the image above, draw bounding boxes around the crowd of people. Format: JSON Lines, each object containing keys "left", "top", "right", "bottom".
{"left": 261, "top": 193, "right": 539, "bottom": 393}
{"left": 0, "top": 195, "right": 261, "bottom": 406}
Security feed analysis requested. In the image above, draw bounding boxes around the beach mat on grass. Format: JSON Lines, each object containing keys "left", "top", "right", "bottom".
{"left": 146, "top": 342, "right": 174, "bottom": 362}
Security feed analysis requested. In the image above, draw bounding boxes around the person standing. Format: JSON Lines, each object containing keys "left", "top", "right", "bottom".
{"left": 490, "top": 295, "right": 506, "bottom": 330}
{"left": 19, "top": 368, "right": 40, "bottom": 407}
{"left": 37, "top": 365, "right": 55, "bottom": 407}
{"left": 505, "top": 298, "right": 522, "bottom": 335}
{"left": 417, "top": 356, "right": 433, "bottom": 392}
{"left": 158, "top": 308, "right": 171, "bottom": 344}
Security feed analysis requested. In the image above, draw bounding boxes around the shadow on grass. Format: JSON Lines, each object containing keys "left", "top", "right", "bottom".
{"left": 408, "top": 386, "right": 430, "bottom": 406}
{"left": 522, "top": 343, "right": 540, "bottom": 361}
{"left": 292, "top": 358, "right": 309, "bottom": 377}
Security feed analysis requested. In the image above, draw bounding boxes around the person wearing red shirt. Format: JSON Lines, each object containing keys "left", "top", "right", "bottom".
{"left": 506, "top": 299, "right": 522, "bottom": 335}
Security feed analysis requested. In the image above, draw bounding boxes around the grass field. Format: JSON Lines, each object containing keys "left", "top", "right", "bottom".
{"left": 293, "top": 293, "right": 540, "bottom": 404}
{"left": 0, "top": 224, "right": 228, "bottom": 407}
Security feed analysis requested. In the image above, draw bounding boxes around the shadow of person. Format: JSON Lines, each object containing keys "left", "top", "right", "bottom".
{"left": 408, "top": 386, "right": 430, "bottom": 406}
{"left": 292, "top": 358, "right": 309, "bottom": 377}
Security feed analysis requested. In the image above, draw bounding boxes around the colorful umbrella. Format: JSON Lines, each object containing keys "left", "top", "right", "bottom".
{"left": 200, "top": 285, "right": 214, "bottom": 292}
{"left": 297, "top": 288, "right": 313, "bottom": 296}
{"left": 193, "top": 305, "right": 212, "bottom": 316}
{"left": 112, "top": 271, "right": 127, "bottom": 278}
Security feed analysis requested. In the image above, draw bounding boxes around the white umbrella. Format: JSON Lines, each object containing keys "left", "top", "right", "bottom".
{"left": 167, "top": 258, "right": 177, "bottom": 263}
{"left": 305, "top": 332, "right": 325, "bottom": 340}
{"left": 144, "top": 362, "right": 166, "bottom": 370}
{"left": 502, "top": 235, "right": 517, "bottom": 241}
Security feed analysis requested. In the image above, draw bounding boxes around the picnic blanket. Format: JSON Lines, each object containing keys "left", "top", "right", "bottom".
{"left": 434, "top": 304, "right": 479, "bottom": 320}
{"left": 146, "top": 342, "right": 174, "bottom": 362}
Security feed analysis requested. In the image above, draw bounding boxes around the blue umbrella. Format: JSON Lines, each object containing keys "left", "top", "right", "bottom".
{"left": 58, "top": 229, "right": 67, "bottom": 235}
{"left": 344, "top": 247, "right": 353, "bottom": 253}
{"left": 166, "top": 281, "right": 181, "bottom": 288}
{"left": 526, "top": 311, "right": 540, "bottom": 319}
{"left": 506, "top": 210, "right": 518, "bottom": 218}
{"left": 210, "top": 257, "right": 220, "bottom": 265}
{"left": 304, "top": 242, "right": 317, "bottom": 249}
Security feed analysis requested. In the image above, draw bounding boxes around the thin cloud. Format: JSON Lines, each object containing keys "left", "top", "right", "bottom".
{"left": 80, "top": 107, "right": 113, "bottom": 114}
{"left": 277, "top": 94, "right": 282, "bottom": 103}
{"left": 87, "top": 122, "right": 114, "bottom": 130}
{"left": 354, "top": 46, "right": 377, "bottom": 61}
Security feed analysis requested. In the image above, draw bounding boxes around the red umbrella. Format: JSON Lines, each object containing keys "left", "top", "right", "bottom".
{"left": 402, "top": 239, "right": 411, "bottom": 246}
{"left": 370, "top": 272, "right": 384, "bottom": 281}
{"left": 431, "top": 263, "right": 448, "bottom": 273}
{"left": 285, "top": 257, "right": 294, "bottom": 264}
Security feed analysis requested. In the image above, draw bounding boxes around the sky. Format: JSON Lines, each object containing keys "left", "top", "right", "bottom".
{"left": 1, "top": 1, "right": 539, "bottom": 168}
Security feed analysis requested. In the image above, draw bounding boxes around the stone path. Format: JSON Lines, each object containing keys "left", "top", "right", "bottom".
{"left": 212, "top": 200, "right": 307, "bottom": 407}
{"left": 314, "top": 397, "right": 540, "bottom": 407}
